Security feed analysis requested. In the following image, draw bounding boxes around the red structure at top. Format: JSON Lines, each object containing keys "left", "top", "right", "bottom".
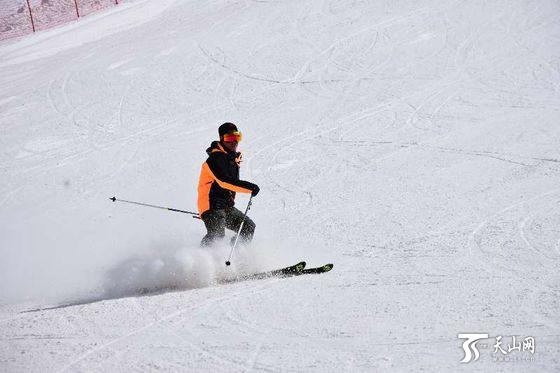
{"left": 0, "top": 0, "right": 120, "bottom": 41}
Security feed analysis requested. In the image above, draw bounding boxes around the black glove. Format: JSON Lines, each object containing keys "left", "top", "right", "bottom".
{"left": 251, "top": 184, "right": 260, "bottom": 197}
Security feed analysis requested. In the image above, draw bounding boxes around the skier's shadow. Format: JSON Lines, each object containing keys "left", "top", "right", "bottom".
{"left": 21, "top": 286, "right": 182, "bottom": 313}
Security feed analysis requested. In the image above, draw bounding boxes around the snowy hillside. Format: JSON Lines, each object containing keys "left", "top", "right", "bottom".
{"left": 1, "top": 0, "right": 559, "bottom": 371}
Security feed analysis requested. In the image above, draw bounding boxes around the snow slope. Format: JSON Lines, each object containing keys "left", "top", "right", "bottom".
{"left": 1, "top": 0, "right": 559, "bottom": 371}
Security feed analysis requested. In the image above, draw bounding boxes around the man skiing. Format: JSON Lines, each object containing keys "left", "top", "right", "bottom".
{"left": 197, "top": 122, "right": 260, "bottom": 247}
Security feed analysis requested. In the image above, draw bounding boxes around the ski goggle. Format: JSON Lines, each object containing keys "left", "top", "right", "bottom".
{"left": 222, "top": 131, "right": 242, "bottom": 142}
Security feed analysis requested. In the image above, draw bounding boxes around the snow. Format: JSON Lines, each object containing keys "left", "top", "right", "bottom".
{"left": 1, "top": 0, "right": 559, "bottom": 371}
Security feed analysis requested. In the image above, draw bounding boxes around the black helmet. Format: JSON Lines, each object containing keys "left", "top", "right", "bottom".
{"left": 218, "top": 122, "right": 238, "bottom": 138}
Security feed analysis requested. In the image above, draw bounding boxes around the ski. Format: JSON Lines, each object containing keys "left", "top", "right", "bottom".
{"left": 298, "top": 263, "right": 334, "bottom": 275}
{"left": 222, "top": 261, "right": 333, "bottom": 285}
{"left": 243, "top": 261, "right": 306, "bottom": 280}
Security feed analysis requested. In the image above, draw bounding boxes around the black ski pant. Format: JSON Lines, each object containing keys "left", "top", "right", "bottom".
{"left": 200, "top": 207, "right": 255, "bottom": 247}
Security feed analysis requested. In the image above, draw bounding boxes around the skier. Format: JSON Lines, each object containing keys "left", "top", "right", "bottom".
{"left": 197, "top": 122, "right": 260, "bottom": 247}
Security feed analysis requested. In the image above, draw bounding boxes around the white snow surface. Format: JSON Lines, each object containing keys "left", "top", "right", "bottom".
{"left": 1, "top": 0, "right": 560, "bottom": 371}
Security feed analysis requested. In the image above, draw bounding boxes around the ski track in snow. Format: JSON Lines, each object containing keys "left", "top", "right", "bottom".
{"left": 1, "top": 0, "right": 560, "bottom": 371}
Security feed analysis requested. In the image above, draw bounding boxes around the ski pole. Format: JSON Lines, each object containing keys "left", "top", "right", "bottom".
{"left": 109, "top": 196, "right": 200, "bottom": 219}
{"left": 225, "top": 195, "right": 253, "bottom": 266}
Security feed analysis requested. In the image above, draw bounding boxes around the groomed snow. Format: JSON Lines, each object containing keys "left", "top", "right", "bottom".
{"left": 1, "top": 0, "right": 559, "bottom": 371}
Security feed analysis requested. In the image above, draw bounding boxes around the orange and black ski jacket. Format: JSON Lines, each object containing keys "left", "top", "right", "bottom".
{"left": 197, "top": 141, "right": 255, "bottom": 216}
